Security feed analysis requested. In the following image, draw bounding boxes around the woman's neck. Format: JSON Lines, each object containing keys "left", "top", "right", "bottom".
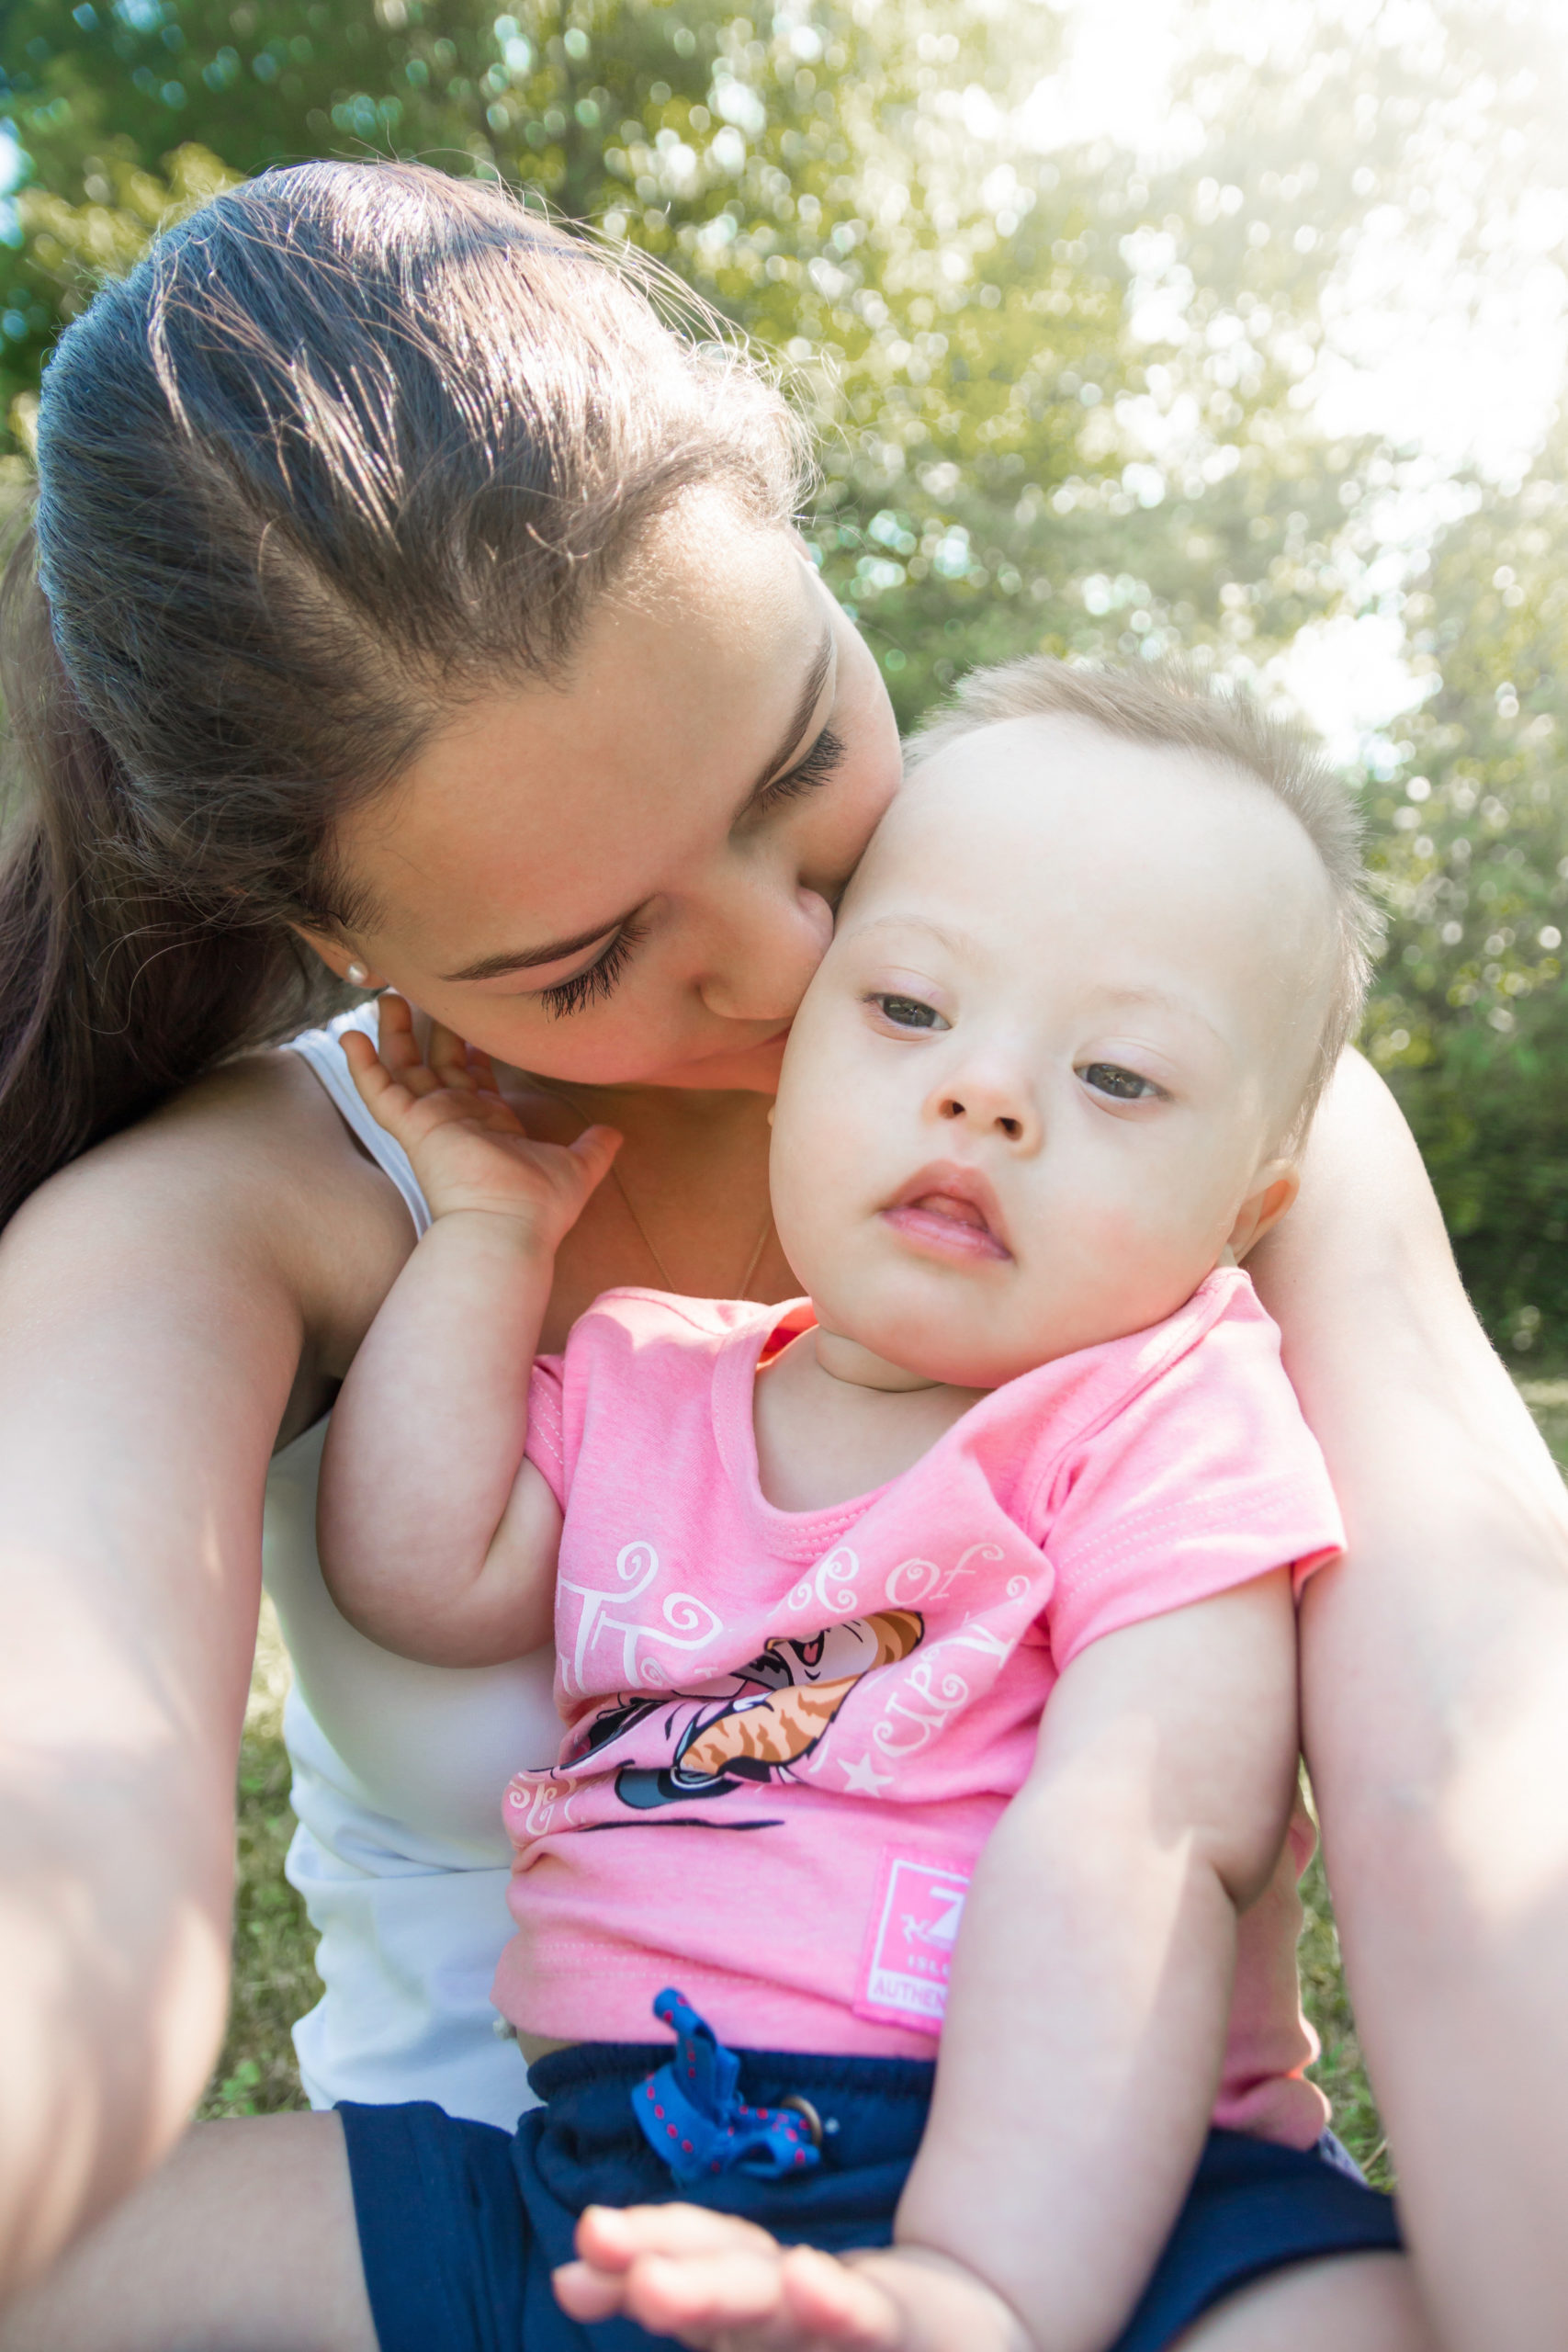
{"left": 497, "top": 1068, "right": 794, "bottom": 1346}
{"left": 516, "top": 1069, "right": 772, "bottom": 1153}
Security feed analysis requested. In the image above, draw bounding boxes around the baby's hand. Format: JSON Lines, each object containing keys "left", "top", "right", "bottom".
{"left": 552, "top": 2206, "right": 1031, "bottom": 2352}
{"left": 341, "top": 994, "right": 619, "bottom": 1243}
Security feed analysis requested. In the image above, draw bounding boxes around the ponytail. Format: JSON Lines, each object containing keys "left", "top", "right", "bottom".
{"left": 0, "top": 531, "right": 334, "bottom": 1227}
{"left": 3, "top": 161, "right": 805, "bottom": 1227}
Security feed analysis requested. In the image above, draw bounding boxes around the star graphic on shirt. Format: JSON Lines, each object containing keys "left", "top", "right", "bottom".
{"left": 840, "top": 1752, "right": 892, "bottom": 1796}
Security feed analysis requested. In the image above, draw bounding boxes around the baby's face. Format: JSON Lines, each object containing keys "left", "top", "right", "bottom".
{"left": 769, "top": 712, "right": 1338, "bottom": 1389}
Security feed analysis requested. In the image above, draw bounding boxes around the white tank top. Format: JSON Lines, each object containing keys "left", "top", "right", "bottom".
{"left": 265, "top": 1006, "right": 552, "bottom": 2124}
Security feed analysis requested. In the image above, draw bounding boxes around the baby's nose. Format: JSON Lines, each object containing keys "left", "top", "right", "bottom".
{"left": 933, "top": 1068, "right": 1038, "bottom": 1147}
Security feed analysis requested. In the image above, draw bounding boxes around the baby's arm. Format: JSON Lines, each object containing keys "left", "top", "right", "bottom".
{"left": 558, "top": 1567, "right": 1298, "bottom": 2352}
{"left": 317, "top": 999, "right": 619, "bottom": 1666}
{"left": 894, "top": 1566, "right": 1299, "bottom": 2348}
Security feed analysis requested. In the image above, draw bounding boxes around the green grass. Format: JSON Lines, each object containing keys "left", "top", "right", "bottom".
{"left": 206, "top": 1375, "right": 1568, "bottom": 2162}
{"left": 197, "top": 1601, "right": 319, "bottom": 2120}
{"left": 1517, "top": 1377, "right": 1568, "bottom": 1477}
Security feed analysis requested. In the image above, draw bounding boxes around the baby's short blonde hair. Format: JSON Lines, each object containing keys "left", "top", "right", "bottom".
{"left": 905, "top": 656, "right": 1382, "bottom": 1136}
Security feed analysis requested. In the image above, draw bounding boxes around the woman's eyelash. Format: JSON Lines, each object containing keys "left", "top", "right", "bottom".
{"left": 531, "top": 724, "right": 844, "bottom": 1019}
{"left": 758, "top": 725, "right": 845, "bottom": 808}
{"left": 537, "top": 916, "right": 649, "bottom": 1019}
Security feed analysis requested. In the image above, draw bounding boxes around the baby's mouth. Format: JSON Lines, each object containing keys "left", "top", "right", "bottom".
{"left": 881, "top": 1165, "right": 1012, "bottom": 1263}
{"left": 910, "top": 1191, "right": 988, "bottom": 1230}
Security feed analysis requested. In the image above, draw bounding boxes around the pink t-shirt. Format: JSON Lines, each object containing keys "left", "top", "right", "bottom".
{"left": 495, "top": 1269, "right": 1342, "bottom": 2150}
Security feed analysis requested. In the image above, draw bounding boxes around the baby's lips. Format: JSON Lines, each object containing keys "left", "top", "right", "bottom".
{"left": 883, "top": 1159, "right": 1012, "bottom": 1254}
{"left": 902, "top": 1189, "right": 990, "bottom": 1233}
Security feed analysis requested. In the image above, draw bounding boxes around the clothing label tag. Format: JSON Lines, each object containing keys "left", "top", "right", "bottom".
{"left": 853, "top": 1848, "right": 971, "bottom": 2038}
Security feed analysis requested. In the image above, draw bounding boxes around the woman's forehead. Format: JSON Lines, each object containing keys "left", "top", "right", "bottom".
{"left": 340, "top": 516, "right": 830, "bottom": 962}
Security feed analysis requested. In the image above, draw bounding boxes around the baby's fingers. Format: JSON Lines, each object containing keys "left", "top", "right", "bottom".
{"left": 341, "top": 1030, "right": 418, "bottom": 1136}
{"left": 372, "top": 990, "right": 421, "bottom": 1076}
{"left": 555, "top": 2205, "right": 774, "bottom": 2324}
{"left": 773, "top": 2247, "right": 908, "bottom": 2346}
{"left": 428, "top": 1021, "right": 491, "bottom": 1093}
{"left": 623, "top": 2245, "right": 898, "bottom": 2350}
{"left": 570, "top": 2202, "right": 778, "bottom": 2278}
{"left": 556, "top": 2210, "right": 900, "bottom": 2352}
{"left": 567, "top": 1122, "right": 622, "bottom": 1197}
{"left": 464, "top": 1038, "right": 502, "bottom": 1095}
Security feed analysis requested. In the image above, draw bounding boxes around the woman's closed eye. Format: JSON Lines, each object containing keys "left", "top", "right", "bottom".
{"left": 1077, "top": 1060, "right": 1166, "bottom": 1103}
{"left": 536, "top": 915, "right": 649, "bottom": 1020}
{"left": 526, "top": 729, "right": 844, "bottom": 1021}
{"left": 755, "top": 724, "right": 845, "bottom": 811}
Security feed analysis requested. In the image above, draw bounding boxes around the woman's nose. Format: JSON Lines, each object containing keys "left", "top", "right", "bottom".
{"left": 929, "top": 1061, "right": 1041, "bottom": 1149}
{"left": 694, "top": 880, "right": 836, "bottom": 1023}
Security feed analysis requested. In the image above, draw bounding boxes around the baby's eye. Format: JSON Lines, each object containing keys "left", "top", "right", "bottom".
{"left": 1078, "top": 1061, "right": 1164, "bottom": 1102}
{"left": 870, "top": 993, "right": 949, "bottom": 1032}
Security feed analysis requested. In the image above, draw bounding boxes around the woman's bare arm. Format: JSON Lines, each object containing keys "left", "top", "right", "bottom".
{"left": 0, "top": 1053, "right": 412, "bottom": 2304}
{"left": 1249, "top": 1050, "right": 1568, "bottom": 2350}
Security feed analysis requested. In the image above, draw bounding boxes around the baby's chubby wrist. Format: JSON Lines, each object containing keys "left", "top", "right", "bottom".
{"left": 421, "top": 1198, "right": 567, "bottom": 1266}
{"left": 849, "top": 2241, "right": 1036, "bottom": 2352}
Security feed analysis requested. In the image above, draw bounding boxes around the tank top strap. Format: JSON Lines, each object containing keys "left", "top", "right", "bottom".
{"left": 284, "top": 1004, "right": 431, "bottom": 1239}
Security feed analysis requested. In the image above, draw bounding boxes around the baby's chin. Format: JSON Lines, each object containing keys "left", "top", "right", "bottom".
{"left": 819, "top": 1273, "right": 1212, "bottom": 1392}
{"left": 817, "top": 1299, "right": 1060, "bottom": 1394}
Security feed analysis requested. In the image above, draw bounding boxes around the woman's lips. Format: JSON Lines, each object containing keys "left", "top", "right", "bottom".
{"left": 880, "top": 1164, "right": 1012, "bottom": 1263}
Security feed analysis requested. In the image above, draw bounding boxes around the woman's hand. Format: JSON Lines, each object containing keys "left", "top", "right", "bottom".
{"left": 342, "top": 993, "right": 619, "bottom": 1241}
{"left": 553, "top": 2206, "right": 1030, "bottom": 2352}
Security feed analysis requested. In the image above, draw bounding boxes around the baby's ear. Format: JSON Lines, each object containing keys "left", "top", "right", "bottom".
{"left": 1225, "top": 1159, "right": 1301, "bottom": 1261}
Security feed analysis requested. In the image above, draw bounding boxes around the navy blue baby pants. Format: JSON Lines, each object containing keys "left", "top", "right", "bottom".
{"left": 341, "top": 2033, "right": 1400, "bottom": 2352}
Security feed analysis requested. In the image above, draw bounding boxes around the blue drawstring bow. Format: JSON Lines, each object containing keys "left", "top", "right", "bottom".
{"left": 632, "top": 1988, "right": 824, "bottom": 2187}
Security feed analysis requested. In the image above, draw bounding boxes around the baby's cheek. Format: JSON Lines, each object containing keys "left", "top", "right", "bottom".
{"left": 1062, "top": 1193, "right": 1213, "bottom": 1317}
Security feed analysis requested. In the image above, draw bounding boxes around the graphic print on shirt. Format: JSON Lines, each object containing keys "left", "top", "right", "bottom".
{"left": 560, "top": 1609, "right": 925, "bottom": 1812}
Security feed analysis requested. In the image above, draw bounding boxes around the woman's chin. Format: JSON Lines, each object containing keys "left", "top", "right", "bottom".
{"left": 652, "top": 1027, "right": 793, "bottom": 1094}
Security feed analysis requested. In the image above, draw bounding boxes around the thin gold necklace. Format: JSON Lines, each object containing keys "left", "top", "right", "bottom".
{"left": 531, "top": 1079, "right": 774, "bottom": 1300}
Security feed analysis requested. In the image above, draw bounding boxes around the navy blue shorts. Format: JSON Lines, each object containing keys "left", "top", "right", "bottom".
{"left": 341, "top": 2042, "right": 1401, "bottom": 2352}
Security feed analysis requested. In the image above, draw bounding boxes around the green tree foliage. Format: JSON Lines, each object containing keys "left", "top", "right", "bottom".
{"left": 1360, "top": 435, "right": 1568, "bottom": 1354}
{"left": 6, "top": 0, "right": 1568, "bottom": 1347}
{"left": 0, "top": 0, "right": 1377, "bottom": 718}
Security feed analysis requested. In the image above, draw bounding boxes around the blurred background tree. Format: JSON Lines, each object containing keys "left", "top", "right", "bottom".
{"left": 6, "top": 0, "right": 1567, "bottom": 2163}
{"left": 3, "top": 0, "right": 1567, "bottom": 1356}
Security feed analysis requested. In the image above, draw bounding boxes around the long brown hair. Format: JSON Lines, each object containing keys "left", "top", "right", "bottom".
{"left": 0, "top": 162, "right": 807, "bottom": 1227}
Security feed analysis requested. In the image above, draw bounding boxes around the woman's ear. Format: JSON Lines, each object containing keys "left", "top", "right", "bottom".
{"left": 289, "top": 922, "right": 379, "bottom": 990}
{"left": 1226, "top": 1159, "right": 1302, "bottom": 1261}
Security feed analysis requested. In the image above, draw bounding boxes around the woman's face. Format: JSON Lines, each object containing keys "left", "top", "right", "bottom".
{"left": 308, "top": 492, "right": 901, "bottom": 1091}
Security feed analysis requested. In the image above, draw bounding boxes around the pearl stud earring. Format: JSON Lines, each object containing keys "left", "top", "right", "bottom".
{"left": 347, "top": 960, "right": 371, "bottom": 987}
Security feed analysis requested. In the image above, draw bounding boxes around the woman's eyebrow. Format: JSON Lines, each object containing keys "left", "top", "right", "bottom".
{"left": 441, "top": 628, "right": 840, "bottom": 985}
{"left": 439, "top": 914, "right": 637, "bottom": 986}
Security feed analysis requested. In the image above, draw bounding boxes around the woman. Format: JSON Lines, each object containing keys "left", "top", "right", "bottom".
{"left": 0, "top": 159, "right": 1563, "bottom": 2343}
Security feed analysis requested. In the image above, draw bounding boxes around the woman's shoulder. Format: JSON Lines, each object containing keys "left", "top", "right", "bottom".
{"left": 6, "top": 1030, "right": 418, "bottom": 1391}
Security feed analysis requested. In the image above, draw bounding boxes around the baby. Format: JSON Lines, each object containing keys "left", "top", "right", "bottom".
{"left": 299, "top": 657, "right": 1418, "bottom": 2352}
